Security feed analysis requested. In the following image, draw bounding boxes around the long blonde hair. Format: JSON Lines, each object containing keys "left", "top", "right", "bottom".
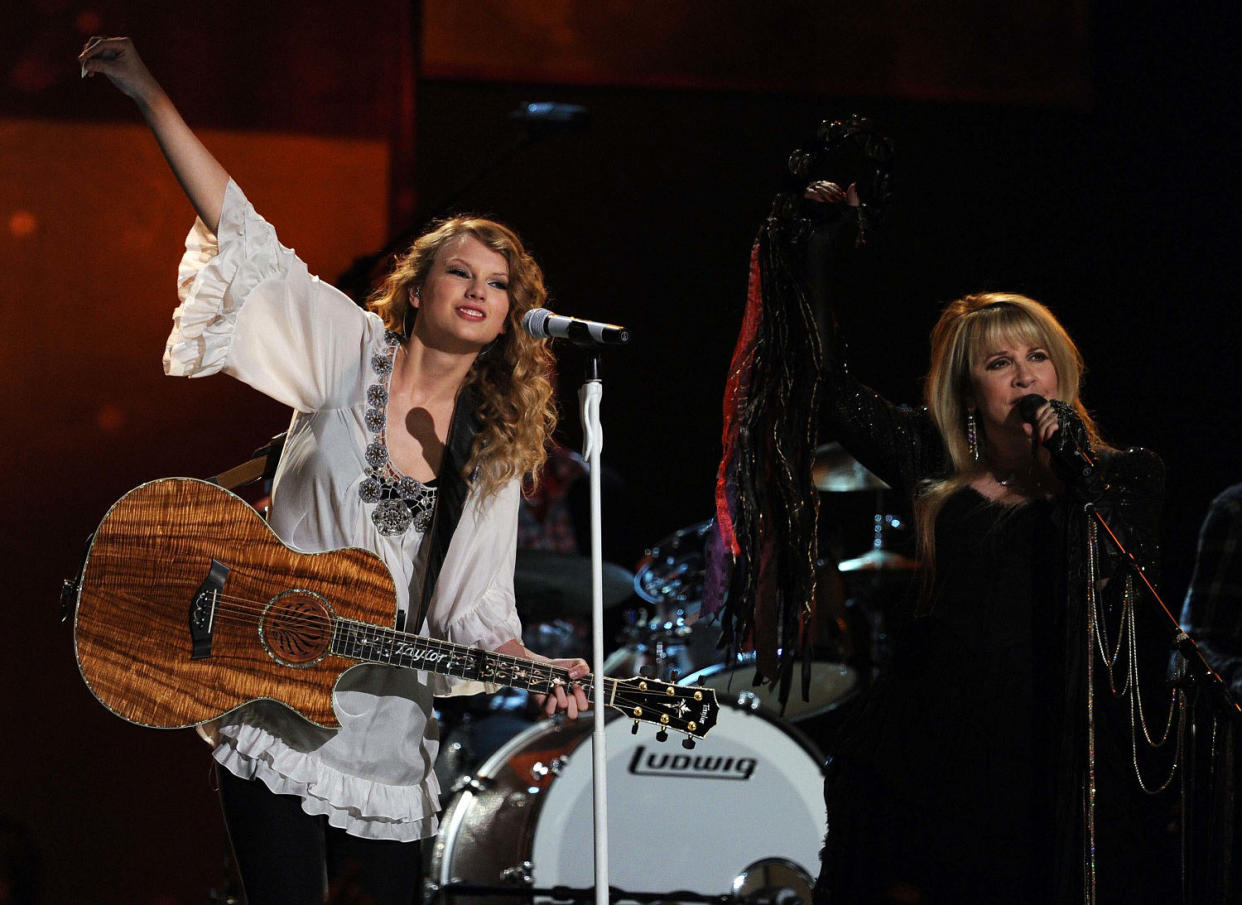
{"left": 368, "top": 216, "right": 557, "bottom": 499}
{"left": 916, "top": 293, "right": 1106, "bottom": 565}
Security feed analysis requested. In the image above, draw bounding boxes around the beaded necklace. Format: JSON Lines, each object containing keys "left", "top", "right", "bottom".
{"left": 358, "top": 331, "right": 437, "bottom": 537}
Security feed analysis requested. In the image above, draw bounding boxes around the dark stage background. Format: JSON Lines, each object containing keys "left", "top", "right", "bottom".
{"left": 2, "top": 2, "right": 1238, "bottom": 903}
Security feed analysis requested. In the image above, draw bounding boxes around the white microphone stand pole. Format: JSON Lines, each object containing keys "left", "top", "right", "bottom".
{"left": 578, "top": 352, "right": 610, "bottom": 905}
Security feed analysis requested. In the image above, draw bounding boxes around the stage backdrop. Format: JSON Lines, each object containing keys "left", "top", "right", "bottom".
{"left": 3, "top": 2, "right": 1239, "bottom": 904}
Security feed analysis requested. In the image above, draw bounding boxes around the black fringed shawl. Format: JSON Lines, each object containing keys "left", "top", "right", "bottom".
{"left": 703, "top": 213, "right": 826, "bottom": 704}
{"left": 704, "top": 117, "right": 894, "bottom": 708}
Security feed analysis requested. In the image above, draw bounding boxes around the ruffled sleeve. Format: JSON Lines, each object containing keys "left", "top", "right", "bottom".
{"left": 165, "top": 179, "right": 376, "bottom": 412}
{"left": 423, "top": 478, "right": 525, "bottom": 696}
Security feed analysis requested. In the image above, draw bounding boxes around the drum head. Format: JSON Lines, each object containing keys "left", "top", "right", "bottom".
{"left": 451, "top": 707, "right": 822, "bottom": 900}
{"left": 433, "top": 706, "right": 826, "bottom": 901}
{"left": 528, "top": 706, "right": 825, "bottom": 896}
{"left": 684, "top": 659, "right": 858, "bottom": 722}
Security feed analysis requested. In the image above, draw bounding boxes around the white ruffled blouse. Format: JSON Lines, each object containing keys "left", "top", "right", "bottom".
{"left": 166, "top": 179, "right": 523, "bottom": 841}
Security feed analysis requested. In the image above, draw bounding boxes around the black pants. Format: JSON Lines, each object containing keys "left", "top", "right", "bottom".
{"left": 216, "top": 764, "right": 422, "bottom": 905}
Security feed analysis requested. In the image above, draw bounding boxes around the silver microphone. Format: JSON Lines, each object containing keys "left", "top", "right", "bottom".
{"left": 522, "top": 309, "right": 630, "bottom": 346}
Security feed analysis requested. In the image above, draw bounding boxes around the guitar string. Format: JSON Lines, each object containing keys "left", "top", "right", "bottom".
{"left": 182, "top": 598, "right": 689, "bottom": 716}
{"left": 196, "top": 589, "right": 602, "bottom": 688}
{"left": 96, "top": 588, "right": 710, "bottom": 727}
{"left": 196, "top": 602, "right": 567, "bottom": 692}
{"left": 207, "top": 599, "right": 584, "bottom": 692}
{"left": 126, "top": 584, "right": 574, "bottom": 681}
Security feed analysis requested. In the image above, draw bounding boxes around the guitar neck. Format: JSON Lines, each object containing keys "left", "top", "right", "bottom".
{"left": 332, "top": 618, "right": 607, "bottom": 703}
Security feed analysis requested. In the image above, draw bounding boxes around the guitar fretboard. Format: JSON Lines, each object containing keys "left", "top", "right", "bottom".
{"left": 331, "top": 618, "right": 604, "bottom": 702}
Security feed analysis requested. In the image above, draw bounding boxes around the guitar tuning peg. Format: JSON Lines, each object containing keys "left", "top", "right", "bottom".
{"left": 669, "top": 668, "right": 680, "bottom": 682}
{"left": 631, "top": 721, "right": 639, "bottom": 735}
{"left": 656, "top": 728, "right": 668, "bottom": 743}
{"left": 682, "top": 736, "right": 696, "bottom": 750}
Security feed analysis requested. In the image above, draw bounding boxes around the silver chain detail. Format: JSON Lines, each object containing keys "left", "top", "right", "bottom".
{"left": 1082, "top": 511, "right": 1186, "bottom": 904}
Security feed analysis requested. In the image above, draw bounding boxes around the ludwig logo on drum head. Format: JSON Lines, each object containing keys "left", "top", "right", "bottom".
{"left": 627, "top": 746, "right": 757, "bottom": 780}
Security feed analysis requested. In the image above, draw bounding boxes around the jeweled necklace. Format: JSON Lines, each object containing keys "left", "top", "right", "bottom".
{"left": 992, "top": 463, "right": 1051, "bottom": 496}
{"left": 358, "top": 331, "right": 438, "bottom": 537}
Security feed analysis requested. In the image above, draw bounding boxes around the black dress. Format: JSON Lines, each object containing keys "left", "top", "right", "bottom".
{"left": 821, "top": 488, "right": 1063, "bottom": 904}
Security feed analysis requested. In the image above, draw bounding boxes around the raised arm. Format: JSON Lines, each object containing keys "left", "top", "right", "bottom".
{"left": 79, "top": 37, "right": 229, "bottom": 232}
{"left": 788, "top": 184, "right": 945, "bottom": 497}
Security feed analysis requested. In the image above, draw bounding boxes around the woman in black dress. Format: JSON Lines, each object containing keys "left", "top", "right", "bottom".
{"left": 700, "top": 152, "right": 1172, "bottom": 898}
{"left": 773, "top": 181, "right": 1176, "bottom": 904}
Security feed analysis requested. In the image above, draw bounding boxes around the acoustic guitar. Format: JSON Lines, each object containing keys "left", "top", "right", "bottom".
{"left": 71, "top": 478, "right": 719, "bottom": 744}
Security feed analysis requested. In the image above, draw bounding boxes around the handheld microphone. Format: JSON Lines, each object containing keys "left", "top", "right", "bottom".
{"left": 1016, "top": 393, "right": 1048, "bottom": 426}
{"left": 1017, "top": 394, "right": 1108, "bottom": 501}
{"left": 523, "top": 309, "right": 630, "bottom": 347}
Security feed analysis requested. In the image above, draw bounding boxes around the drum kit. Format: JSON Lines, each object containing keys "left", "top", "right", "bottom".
{"left": 427, "top": 444, "right": 918, "bottom": 905}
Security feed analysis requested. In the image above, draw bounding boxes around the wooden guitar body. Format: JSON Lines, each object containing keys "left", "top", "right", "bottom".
{"left": 74, "top": 478, "right": 395, "bottom": 729}
{"left": 73, "top": 478, "right": 721, "bottom": 742}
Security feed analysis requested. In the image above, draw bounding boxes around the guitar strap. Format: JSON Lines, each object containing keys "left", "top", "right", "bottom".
{"left": 204, "top": 393, "right": 480, "bottom": 634}
{"left": 211, "top": 433, "right": 287, "bottom": 492}
{"left": 402, "top": 384, "right": 482, "bottom": 633}
{"left": 62, "top": 434, "right": 285, "bottom": 626}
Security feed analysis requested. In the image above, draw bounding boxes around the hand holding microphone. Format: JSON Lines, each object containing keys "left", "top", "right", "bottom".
{"left": 1017, "top": 394, "right": 1109, "bottom": 502}
{"left": 1017, "top": 394, "right": 1061, "bottom": 446}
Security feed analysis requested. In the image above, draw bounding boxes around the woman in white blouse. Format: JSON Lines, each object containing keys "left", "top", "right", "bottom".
{"left": 81, "top": 36, "right": 590, "bottom": 905}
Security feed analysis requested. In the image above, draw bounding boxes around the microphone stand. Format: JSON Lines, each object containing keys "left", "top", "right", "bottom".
{"left": 532, "top": 315, "right": 627, "bottom": 904}
{"left": 1086, "top": 503, "right": 1240, "bottom": 718}
{"left": 578, "top": 349, "right": 610, "bottom": 905}
{"left": 1023, "top": 393, "right": 1239, "bottom": 716}
{"left": 1085, "top": 502, "right": 1240, "bottom": 904}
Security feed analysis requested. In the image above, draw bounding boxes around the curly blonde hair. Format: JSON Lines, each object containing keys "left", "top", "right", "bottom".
{"left": 368, "top": 216, "right": 557, "bottom": 499}
{"left": 916, "top": 292, "right": 1107, "bottom": 564}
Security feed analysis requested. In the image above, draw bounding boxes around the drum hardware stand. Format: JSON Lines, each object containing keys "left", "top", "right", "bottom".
{"left": 206, "top": 852, "right": 242, "bottom": 905}
{"left": 643, "top": 615, "right": 693, "bottom": 683}
{"left": 1084, "top": 504, "right": 1239, "bottom": 718}
{"left": 424, "top": 881, "right": 808, "bottom": 905}
{"left": 609, "top": 608, "right": 696, "bottom": 683}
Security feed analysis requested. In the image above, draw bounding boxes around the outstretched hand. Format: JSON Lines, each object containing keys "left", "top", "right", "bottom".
{"left": 804, "top": 180, "right": 860, "bottom": 206}
{"left": 77, "top": 35, "right": 229, "bottom": 232}
{"left": 79, "top": 36, "right": 162, "bottom": 104}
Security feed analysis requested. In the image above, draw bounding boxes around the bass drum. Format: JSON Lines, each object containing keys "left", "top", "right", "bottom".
{"left": 429, "top": 704, "right": 826, "bottom": 904}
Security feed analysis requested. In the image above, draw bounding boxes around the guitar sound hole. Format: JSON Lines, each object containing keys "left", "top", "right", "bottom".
{"left": 260, "top": 590, "right": 333, "bottom": 667}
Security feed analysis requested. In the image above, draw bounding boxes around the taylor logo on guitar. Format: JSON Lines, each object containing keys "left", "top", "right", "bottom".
{"left": 70, "top": 477, "right": 719, "bottom": 744}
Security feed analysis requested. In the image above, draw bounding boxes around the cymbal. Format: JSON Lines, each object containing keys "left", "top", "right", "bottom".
{"left": 836, "top": 548, "right": 920, "bottom": 572}
{"left": 812, "top": 443, "right": 890, "bottom": 492}
{"left": 513, "top": 549, "right": 635, "bottom": 618}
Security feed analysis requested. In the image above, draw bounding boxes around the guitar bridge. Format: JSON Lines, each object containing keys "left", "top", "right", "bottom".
{"left": 189, "top": 559, "right": 229, "bottom": 660}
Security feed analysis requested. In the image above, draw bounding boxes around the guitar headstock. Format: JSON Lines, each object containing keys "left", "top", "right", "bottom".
{"left": 607, "top": 676, "right": 720, "bottom": 745}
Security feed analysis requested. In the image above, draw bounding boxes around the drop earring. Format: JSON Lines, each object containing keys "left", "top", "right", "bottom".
{"left": 966, "top": 410, "right": 980, "bottom": 463}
